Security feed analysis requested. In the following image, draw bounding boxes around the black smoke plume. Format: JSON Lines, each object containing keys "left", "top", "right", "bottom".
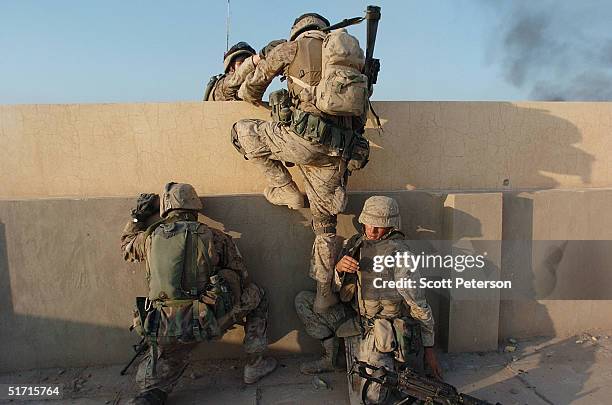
{"left": 487, "top": 1, "right": 612, "bottom": 101}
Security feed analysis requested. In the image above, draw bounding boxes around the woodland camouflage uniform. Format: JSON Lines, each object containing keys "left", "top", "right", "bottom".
{"left": 121, "top": 183, "right": 276, "bottom": 404}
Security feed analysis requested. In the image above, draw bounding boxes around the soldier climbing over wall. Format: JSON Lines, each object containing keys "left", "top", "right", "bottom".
{"left": 203, "top": 40, "right": 286, "bottom": 101}
{"left": 231, "top": 11, "right": 375, "bottom": 315}
{"left": 120, "top": 183, "right": 276, "bottom": 405}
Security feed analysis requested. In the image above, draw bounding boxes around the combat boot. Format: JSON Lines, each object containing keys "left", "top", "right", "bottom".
{"left": 264, "top": 181, "right": 304, "bottom": 209}
{"left": 243, "top": 355, "right": 278, "bottom": 384}
{"left": 127, "top": 388, "right": 167, "bottom": 405}
{"left": 299, "top": 336, "right": 340, "bottom": 374}
{"left": 313, "top": 281, "right": 339, "bottom": 314}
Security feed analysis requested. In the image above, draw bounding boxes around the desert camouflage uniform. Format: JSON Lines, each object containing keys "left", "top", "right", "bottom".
{"left": 121, "top": 214, "right": 268, "bottom": 395}
{"left": 205, "top": 56, "right": 258, "bottom": 101}
{"left": 296, "top": 223, "right": 435, "bottom": 403}
{"left": 234, "top": 39, "right": 352, "bottom": 290}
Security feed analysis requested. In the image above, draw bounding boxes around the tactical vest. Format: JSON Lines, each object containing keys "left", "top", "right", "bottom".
{"left": 146, "top": 219, "right": 215, "bottom": 301}
{"left": 286, "top": 31, "right": 325, "bottom": 114}
{"left": 359, "top": 233, "right": 408, "bottom": 302}
{"left": 283, "top": 31, "right": 370, "bottom": 169}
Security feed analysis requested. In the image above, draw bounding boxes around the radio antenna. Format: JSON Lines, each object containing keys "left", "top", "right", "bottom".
{"left": 226, "top": 0, "right": 231, "bottom": 51}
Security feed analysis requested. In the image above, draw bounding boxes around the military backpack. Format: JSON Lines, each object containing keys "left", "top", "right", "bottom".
{"left": 287, "top": 29, "right": 368, "bottom": 117}
{"left": 135, "top": 220, "right": 229, "bottom": 344}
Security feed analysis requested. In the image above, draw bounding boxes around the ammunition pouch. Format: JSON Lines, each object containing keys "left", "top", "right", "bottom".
{"left": 202, "top": 275, "right": 234, "bottom": 320}
{"left": 347, "top": 134, "right": 370, "bottom": 172}
{"left": 290, "top": 109, "right": 354, "bottom": 153}
{"left": 269, "top": 89, "right": 292, "bottom": 125}
{"left": 231, "top": 123, "right": 247, "bottom": 158}
{"left": 290, "top": 109, "right": 369, "bottom": 170}
{"left": 131, "top": 296, "right": 150, "bottom": 337}
{"left": 143, "top": 299, "right": 221, "bottom": 345}
{"left": 393, "top": 317, "right": 422, "bottom": 363}
{"left": 373, "top": 318, "right": 397, "bottom": 353}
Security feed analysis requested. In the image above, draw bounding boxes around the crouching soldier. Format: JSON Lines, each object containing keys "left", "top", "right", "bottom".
{"left": 295, "top": 196, "right": 442, "bottom": 404}
{"left": 121, "top": 182, "right": 277, "bottom": 404}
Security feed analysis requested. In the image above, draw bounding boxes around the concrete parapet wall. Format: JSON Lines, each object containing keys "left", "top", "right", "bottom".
{"left": 2, "top": 101, "right": 612, "bottom": 372}
{"left": 1, "top": 101, "right": 612, "bottom": 199}
{"left": 0, "top": 191, "right": 445, "bottom": 372}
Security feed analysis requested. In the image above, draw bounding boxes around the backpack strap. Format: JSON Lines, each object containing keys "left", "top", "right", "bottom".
{"left": 203, "top": 74, "right": 224, "bottom": 101}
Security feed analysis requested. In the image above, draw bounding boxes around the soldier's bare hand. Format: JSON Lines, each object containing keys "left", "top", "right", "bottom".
{"left": 424, "top": 347, "right": 443, "bottom": 380}
{"left": 335, "top": 255, "right": 359, "bottom": 274}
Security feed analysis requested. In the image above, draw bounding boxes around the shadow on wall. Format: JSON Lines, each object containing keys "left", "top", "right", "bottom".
{"left": 363, "top": 102, "right": 594, "bottom": 190}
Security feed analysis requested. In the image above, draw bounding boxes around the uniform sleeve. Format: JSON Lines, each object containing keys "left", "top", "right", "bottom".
{"left": 211, "top": 228, "right": 249, "bottom": 281}
{"left": 394, "top": 259, "right": 436, "bottom": 347}
{"left": 120, "top": 220, "right": 148, "bottom": 263}
{"left": 216, "top": 56, "right": 258, "bottom": 101}
{"left": 238, "top": 41, "right": 297, "bottom": 103}
{"left": 332, "top": 237, "right": 353, "bottom": 292}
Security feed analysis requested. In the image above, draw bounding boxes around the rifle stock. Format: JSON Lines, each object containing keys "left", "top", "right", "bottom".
{"left": 120, "top": 337, "right": 149, "bottom": 376}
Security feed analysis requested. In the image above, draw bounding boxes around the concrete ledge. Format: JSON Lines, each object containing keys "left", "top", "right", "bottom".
{"left": 2, "top": 101, "right": 612, "bottom": 199}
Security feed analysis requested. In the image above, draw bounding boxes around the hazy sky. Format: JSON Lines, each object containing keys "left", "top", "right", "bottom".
{"left": 1, "top": 1, "right": 610, "bottom": 104}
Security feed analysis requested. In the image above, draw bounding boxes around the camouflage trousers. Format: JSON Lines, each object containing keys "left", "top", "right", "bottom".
{"left": 133, "top": 283, "right": 269, "bottom": 395}
{"left": 233, "top": 119, "right": 348, "bottom": 283}
{"left": 358, "top": 321, "right": 424, "bottom": 405}
{"left": 294, "top": 290, "right": 349, "bottom": 340}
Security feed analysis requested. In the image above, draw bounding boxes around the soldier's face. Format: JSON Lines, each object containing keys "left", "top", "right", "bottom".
{"left": 230, "top": 56, "right": 248, "bottom": 73}
{"left": 364, "top": 224, "right": 392, "bottom": 240}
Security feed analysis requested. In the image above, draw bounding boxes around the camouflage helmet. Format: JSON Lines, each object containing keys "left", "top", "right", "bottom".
{"left": 223, "top": 41, "right": 256, "bottom": 73}
{"left": 160, "top": 182, "right": 203, "bottom": 218}
{"left": 289, "top": 13, "right": 330, "bottom": 41}
{"left": 358, "top": 196, "right": 401, "bottom": 229}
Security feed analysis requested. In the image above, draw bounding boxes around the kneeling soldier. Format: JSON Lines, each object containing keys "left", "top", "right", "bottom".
{"left": 121, "top": 182, "right": 277, "bottom": 404}
{"left": 295, "top": 196, "right": 442, "bottom": 404}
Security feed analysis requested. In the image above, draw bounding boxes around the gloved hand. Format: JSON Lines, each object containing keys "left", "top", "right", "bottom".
{"left": 130, "top": 193, "right": 159, "bottom": 222}
{"left": 259, "top": 39, "right": 286, "bottom": 59}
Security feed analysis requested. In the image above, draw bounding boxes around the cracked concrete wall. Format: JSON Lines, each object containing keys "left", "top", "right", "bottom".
{"left": 1, "top": 101, "right": 612, "bottom": 199}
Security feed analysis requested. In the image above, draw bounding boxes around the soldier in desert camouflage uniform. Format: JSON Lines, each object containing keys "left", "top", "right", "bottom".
{"left": 203, "top": 41, "right": 257, "bottom": 101}
{"left": 121, "top": 183, "right": 276, "bottom": 405}
{"left": 295, "top": 196, "right": 442, "bottom": 404}
{"left": 232, "top": 13, "right": 371, "bottom": 314}
{"left": 204, "top": 40, "right": 286, "bottom": 101}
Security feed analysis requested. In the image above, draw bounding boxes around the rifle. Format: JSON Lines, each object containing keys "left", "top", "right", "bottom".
{"left": 349, "top": 359, "right": 501, "bottom": 405}
{"left": 120, "top": 337, "right": 149, "bottom": 376}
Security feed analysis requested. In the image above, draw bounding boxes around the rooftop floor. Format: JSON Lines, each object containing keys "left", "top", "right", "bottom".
{"left": 2, "top": 332, "right": 611, "bottom": 404}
